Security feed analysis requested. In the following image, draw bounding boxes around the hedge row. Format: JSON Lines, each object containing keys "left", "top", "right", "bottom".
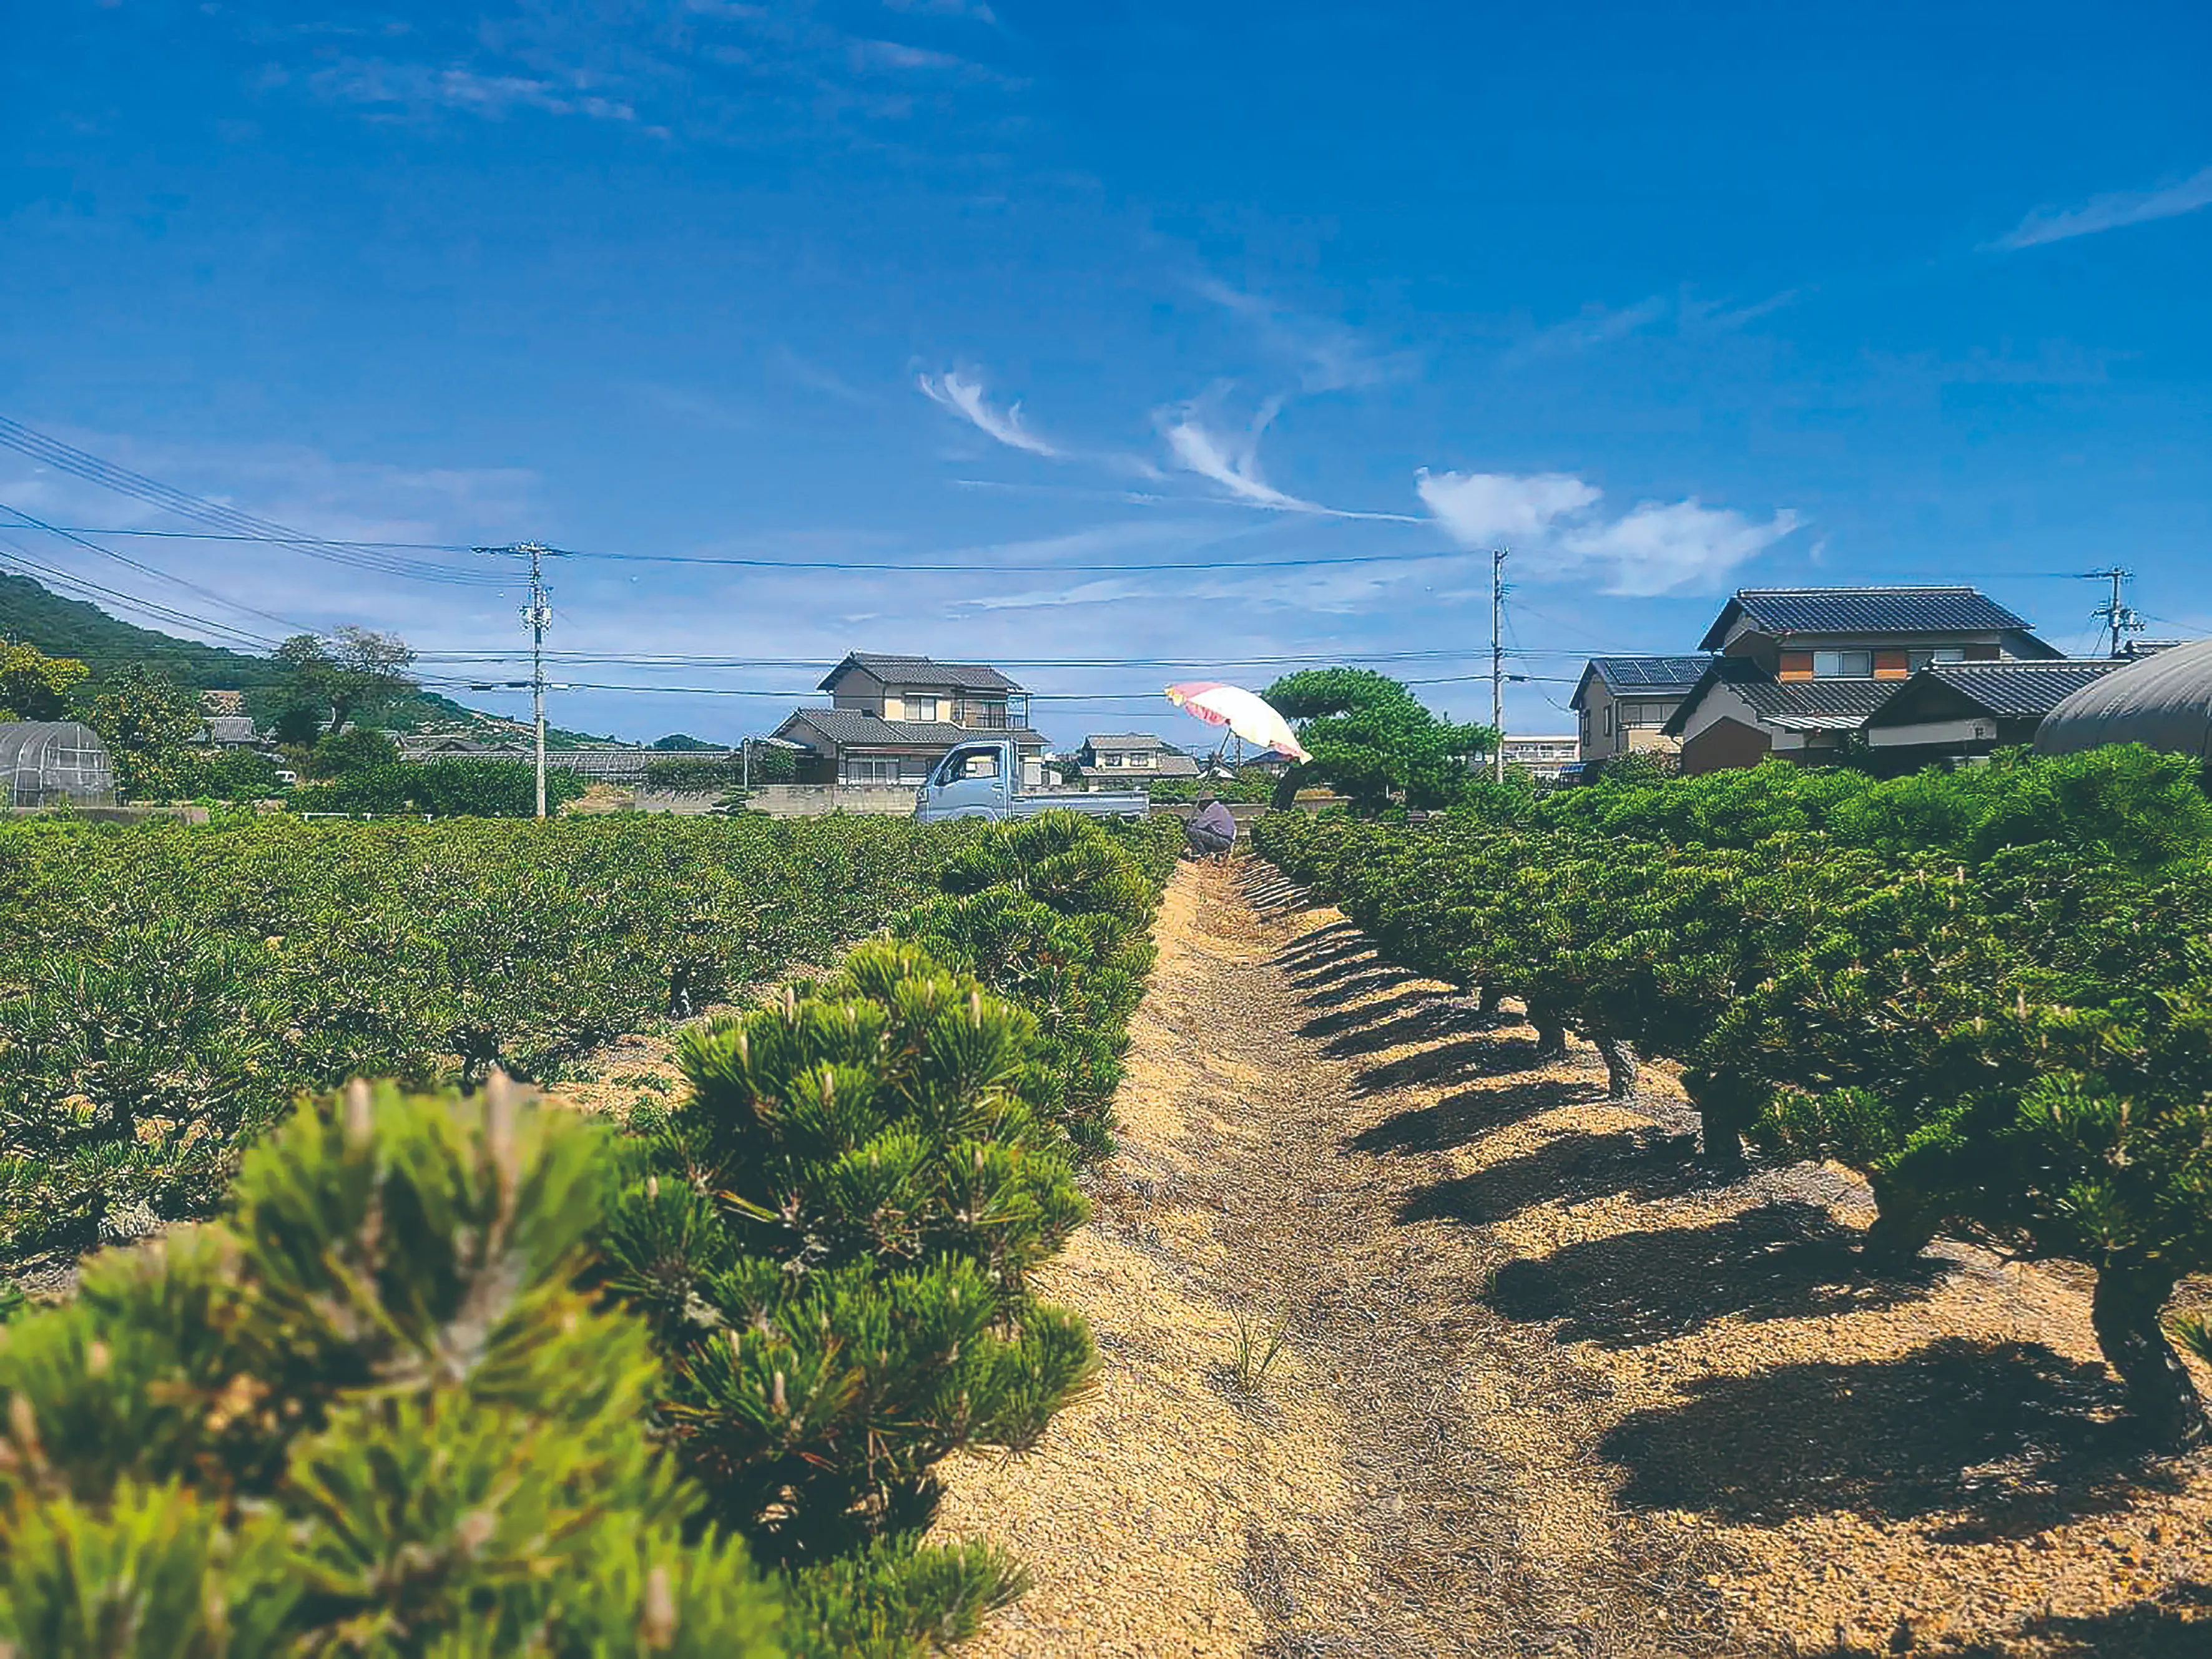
{"left": 1253, "top": 748, "right": 2212, "bottom": 1449}
{"left": 0, "top": 810, "right": 1181, "bottom": 1653}
{"left": 0, "top": 812, "right": 967, "bottom": 1271}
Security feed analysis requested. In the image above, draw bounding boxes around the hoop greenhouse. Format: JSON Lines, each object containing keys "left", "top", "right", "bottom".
{"left": 0, "top": 721, "right": 118, "bottom": 808}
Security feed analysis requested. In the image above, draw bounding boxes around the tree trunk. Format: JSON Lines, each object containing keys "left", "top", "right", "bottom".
{"left": 1528, "top": 1001, "right": 1569, "bottom": 1062}
{"left": 1594, "top": 1031, "right": 1639, "bottom": 1101}
{"left": 1697, "top": 1112, "right": 1746, "bottom": 1173}
{"left": 1857, "top": 1192, "right": 1941, "bottom": 1273}
{"left": 2092, "top": 1261, "right": 2209, "bottom": 1451}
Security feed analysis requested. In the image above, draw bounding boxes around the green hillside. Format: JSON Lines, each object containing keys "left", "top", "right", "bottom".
{"left": 0, "top": 571, "right": 610, "bottom": 743}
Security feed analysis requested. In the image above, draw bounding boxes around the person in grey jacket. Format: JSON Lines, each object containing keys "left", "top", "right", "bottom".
{"left": 1186, "top": 796, "right": 1237, "bottom": 859}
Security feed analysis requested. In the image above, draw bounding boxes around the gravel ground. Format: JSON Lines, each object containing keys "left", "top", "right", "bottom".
{"left": 929, "top": 858, "right": 2212, "bottom": 1657}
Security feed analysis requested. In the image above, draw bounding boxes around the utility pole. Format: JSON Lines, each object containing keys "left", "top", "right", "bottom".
{"left": 2080, "top": 565, "right": 2143, "bottom": 658}
{"left": 474, "top": 541, "right": 561, "bottom": 818}
{"left": 1490, "top": 547, "right": 1507, "bottom": 783}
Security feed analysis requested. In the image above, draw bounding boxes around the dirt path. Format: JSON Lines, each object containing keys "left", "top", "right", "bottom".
{"left": 931, "top": 860, "right": 2212, "bottom": 1657}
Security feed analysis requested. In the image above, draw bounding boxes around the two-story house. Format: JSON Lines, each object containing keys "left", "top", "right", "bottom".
{"left": 1075, "top": 732, "right": 1201, "bottom": 790}
{"left": 1568, "top": 656, "right": 1711, "bottom": 761}
{"left": 774, "top": 653, "right": 1051, "bottom": 790}
{"left": 1663, "top": 587, "right": 2064, "bottom": 774}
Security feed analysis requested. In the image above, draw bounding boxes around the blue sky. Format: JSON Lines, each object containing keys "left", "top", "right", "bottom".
{"left": 3, "top": 0, "right": 2208, "bottom": 746}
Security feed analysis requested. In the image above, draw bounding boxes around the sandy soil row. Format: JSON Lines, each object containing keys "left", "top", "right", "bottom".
{"left": 930, "top": 858, "right": 2212, "bottom": 1657}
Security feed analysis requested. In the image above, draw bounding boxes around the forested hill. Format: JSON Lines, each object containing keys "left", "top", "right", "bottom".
{"left": 0, "top": 569, "right": 607, "bottom": 741}
{"left": 0, "top": 569, "right": 286, "bottom": 688}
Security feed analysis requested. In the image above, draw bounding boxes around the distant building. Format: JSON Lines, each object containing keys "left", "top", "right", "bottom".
{"left": 774, "top": 653, "right": 1049, "bottom": 790}
{"left": 198, "top": 715, "right": 262, "bottom": 748}
{"left": 0, "top": 722, "right": 116, "bottom": 808}
{"left": 1569, "top": 656, "right": 1710, "bottom": 761}
{"left": 1075, "top": 732, "right": 1200, "bottom": 790}
{"left": 1500, "top": 733, "right": 1580, "bottom": 780}
{"left": 1863, "top": 660, "right": 2127, "bottom": 770}
{"left": 1665, "top": 587, "right": 2064, "bottom": 774}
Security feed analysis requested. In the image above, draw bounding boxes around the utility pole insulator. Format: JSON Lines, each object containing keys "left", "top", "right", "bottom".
{"left": 2080, "top": 565, "right": 2145, "bottom": 659}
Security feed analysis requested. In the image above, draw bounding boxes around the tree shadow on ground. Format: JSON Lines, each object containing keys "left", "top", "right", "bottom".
{"left": 1297, "top": 987, "right": 1448, "bottom": 1042}
{"left": 1320, "top": 997, "right": 1495, "bottom": 1059}
{"left": 1295, "top": 965, "right": 1425, "bottom": 1009}
{"left": 1274, "top": 921, "right": 1360, "bottom": 958}
{"left": 1277, "top": 945, "right": 1377, "bottom": 986}
{"left": 1600, "top": 1336, "right": 2185, "bottom": 1539}
{"left": 1476, "top": 1197, "right": 1950, "bottom": 1346}
{"left": 1400, "top": 1127, "right": 1709, "bottom": 1223}
{"left": 1353, "top": 1033, "right": 1551, "bottom": 1092}
{"left": 1350, "top": 1079, "right": 1603, "bottom": 1157}
{"left": 1943, "top": 1583, "right": 2212, "bottom": 1657}
{"left": 1279, "top": 935, "right": 1379, "bottom": 976}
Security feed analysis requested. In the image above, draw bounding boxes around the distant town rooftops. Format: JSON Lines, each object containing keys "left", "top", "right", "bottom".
{"left": 817, "top": 653, "right": 1023, "bottom": 694}
{"left": 1083, "top": 732, "right": 1173, "bottom": 749}
{"left": 1698, "top": 586, "right": 2040, "bottom": 650}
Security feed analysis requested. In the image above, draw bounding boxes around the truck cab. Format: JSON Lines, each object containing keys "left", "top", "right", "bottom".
{"left": 915, "top": 739, "right": 1150, "bottom": 824}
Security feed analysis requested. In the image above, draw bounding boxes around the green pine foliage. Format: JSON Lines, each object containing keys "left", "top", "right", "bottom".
{"left": 0, "top": 1077, "right": 784, "bottom": 1656}
{"left": 1, "top": 813, "right": 968, "bottom": 1276}
{"left": 599, "top": 811, "right": 1177, "bottom": 1652}
{"left": 1254, "top": 748, "right": 2212, "bottom": 1447}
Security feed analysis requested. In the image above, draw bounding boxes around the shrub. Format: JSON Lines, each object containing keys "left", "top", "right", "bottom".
{"left": 290, "top": 758, "right": 589, "bottom": 818}
{"left": 0, "top": 1078, "right": 786, "bottom": 1655}
{"left": 598, "top": 943, "right": 1093, "bottom": 1650}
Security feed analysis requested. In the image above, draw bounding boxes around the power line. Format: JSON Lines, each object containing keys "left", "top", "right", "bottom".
{"left": 0, "top": 534, "right": 287, "bottom": 652}
{"left": 0, "top": 497, "right": 316, "bottom": 637}
{"left": 13, "top": 519, "right": 1475, "bottom": 575}
{"left": 0, "top": 418, "right": 509, "bottom": 587}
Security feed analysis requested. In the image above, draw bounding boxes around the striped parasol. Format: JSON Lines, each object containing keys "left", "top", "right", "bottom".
{"left": 1164, "top": 682, "right": 1312, "bottom": 762}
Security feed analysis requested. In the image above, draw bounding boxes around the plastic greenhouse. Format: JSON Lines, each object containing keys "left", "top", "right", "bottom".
{"left": 0, "top": 722, "right": 118, "bottom": 808}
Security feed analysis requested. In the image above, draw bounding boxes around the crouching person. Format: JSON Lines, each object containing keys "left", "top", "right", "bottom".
{"left": 1185, "top": 795, "right": 1237, "bottom": 860}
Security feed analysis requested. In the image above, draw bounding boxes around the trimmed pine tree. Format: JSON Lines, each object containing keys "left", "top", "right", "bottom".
{"left": 0, "top": 1076, "right": 785, "bottom": 1656}
{"left": 598, "top": 941, "right": 1097, "bottom": 1654}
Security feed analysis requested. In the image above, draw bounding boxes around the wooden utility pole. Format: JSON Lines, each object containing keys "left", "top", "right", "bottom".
{"left": 474, "top": 540, "right": 561, "bottom": 818}
{"left": 1490, "top": 547, "right": 1507, "bottom": 783}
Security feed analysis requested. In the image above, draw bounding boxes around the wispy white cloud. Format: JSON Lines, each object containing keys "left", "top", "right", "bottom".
{"left": 307, "top": 60, "right": 640, "bottom": 123}
{"left": 1194, "top": 276, "right": 1418, "bottom": 393}
{"left": 775, "top": 347, "right": 875, "bottom": 406}
{"left": 1160, "top": 398, "right": 1309, "bottom": 511}
{"left": 848, "top": 38, "right": 968, "bottom": 72}
{"left": 1419, "top": 467, "right": 1798, "bottom": 595}
{"left": 1415, "top": 471, "right": 1601, "bottom": 545}
{"left": 1561, "top": 499, "right": 1801, "bottom": 597}
{"left": 1510, "top": 295, "right": 1669, "bottom": 361}
{"left": 1158, "top": 399, "right": 1419, "bottom": 521}
{"left": 884, "top": 0, "right": 997, "bottom": 19}
{"left": 917, "top": 369, "right": 1061, "bottom": 456}
{"left": 1992, "top": 162, "right": 2212, "bottom": 250}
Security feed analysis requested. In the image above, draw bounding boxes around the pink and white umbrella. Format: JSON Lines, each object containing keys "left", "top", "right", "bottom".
{"left": 1164, "top": 682, "right": 1312, "bottom": 763}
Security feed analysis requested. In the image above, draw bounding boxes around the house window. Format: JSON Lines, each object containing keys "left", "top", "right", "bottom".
{"left": 1812, "top": 650, "right": 1874, "bottom": 677}
{"left": 1605, "top": 706, "right": 1615, "bottom": 737}
{"left": 1104, "top": 753, "right": 1123, "bottom": 767}
{"left": 1907, "top": 647, "right": 1969, "bottom": 671}
{"left": 902, "top": 696, "right": 939, "bottom": 723}
{"left": 844, "top": 757, "right": 905, "bottom": 784}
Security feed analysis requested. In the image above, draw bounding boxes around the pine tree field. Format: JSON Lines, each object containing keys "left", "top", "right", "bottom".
{"left": 0, "top": 806, "right": 1181, "bottom": 1655}
{"left": 1254, "top": 746, "right": 2212, "bottom": 1451}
